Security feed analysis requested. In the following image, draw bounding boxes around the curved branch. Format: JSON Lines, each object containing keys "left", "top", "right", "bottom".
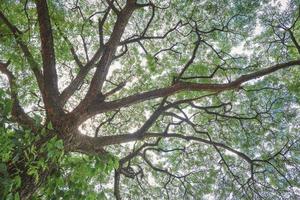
{"left": 0, "top": 61, "right": 38, "bottom": 132}
{"left": 73, "top": 131, "right": 253, "bottom": 165}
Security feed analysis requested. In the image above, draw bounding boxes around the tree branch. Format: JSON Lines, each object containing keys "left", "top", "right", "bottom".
{"left": 59, "top": 48, "right": 104, "bottom": 106}
{"left": 35, "top": 0, "right": 62, "bottom": 116}
{"left": 114, "top": 170, "right": 121, "bottom": 200}
{"left": 288, "top": 29, "right": 300, "bottom": 55}
{"left": 73, "top": 1, "right": 138, "bottom": 113}
{"left": 86, "top": 59, "right": 300, "bottom": 118}
{"left": 98, "top": 8, "right": 111, "bottom": 47}
{"left": 0, "top": 61, "right": 38, "bottom": 132}
{"left": 0, "top": 11, "right": 44, "bottom": 92}
{"left": 73, "top": 131, "right": 252, "bottom": 164}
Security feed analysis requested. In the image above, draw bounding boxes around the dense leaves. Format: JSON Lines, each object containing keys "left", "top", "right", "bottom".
{"left": 0, "top": 88, "right": 117, "bottom": 199}
{"left": 1, "top": 0, "right": 300, "bottom": 199}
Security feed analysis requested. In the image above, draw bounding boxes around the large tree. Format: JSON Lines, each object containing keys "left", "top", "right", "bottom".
{"left": 1, "top": 0, "right": 300, "bottom": 199}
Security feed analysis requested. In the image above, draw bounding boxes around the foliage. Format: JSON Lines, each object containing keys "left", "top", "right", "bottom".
{"left": 0, "top": 89, "right": 117, "bottom": 199}
{"left": 1, "top": 0, "right": 300, "bottom": 199}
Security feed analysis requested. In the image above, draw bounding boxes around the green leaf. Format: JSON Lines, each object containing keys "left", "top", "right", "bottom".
{"left": 47, "top": 122, "right": 54, "bottom": 130}
{"left": 14, "top": 193, "right": 20, "bottom": 200}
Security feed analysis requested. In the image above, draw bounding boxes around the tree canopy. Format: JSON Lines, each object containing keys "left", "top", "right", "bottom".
{"left": 1, "top": 0, "right": 300, "bottom": 199}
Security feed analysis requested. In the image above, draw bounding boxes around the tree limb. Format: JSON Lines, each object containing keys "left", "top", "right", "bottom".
{"left": 35, "top": 0, "right": 62, "bottom": 116}
{"left": 85, "top": 59, "right": 300, "bottom": 118}
{"left": 59, "top": 48, "right": 104, "bottom": 106}
{"left": 73, "top": 0, "right": 138, "bottom": 113}
{"left": 0, "top": 61, "right": 38, "bottom": 132}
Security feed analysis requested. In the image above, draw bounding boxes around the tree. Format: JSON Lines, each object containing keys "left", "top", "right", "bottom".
{"left": 0, "top": 0, "right": 300, "bottom": 199}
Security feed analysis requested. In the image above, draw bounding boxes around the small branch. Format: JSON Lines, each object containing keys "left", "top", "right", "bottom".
{"left": 103, "top": 82, "right": 126, "bottom": 97}
{"left": 288, "top": 29, "right": 300, "bottom": 55}
{"left": 98, "top": 8, "right": 111, "bottom": 47}
{"left": 55, "top": 24, "right": 84, "bottom": 68}
{"left": 0, "top": 11, "right": 44, "bottom": 92}
{"left": 106, "top": 0, "right": 120, "bottom": 14}
{"left": 120, "top": 21, "right": 182, "bottom": 45}
{"left": 94, "top": 110, "right": 120, "bottom": 137}
{"left": 175, "top": 30, "right": 201, "bottom": 81}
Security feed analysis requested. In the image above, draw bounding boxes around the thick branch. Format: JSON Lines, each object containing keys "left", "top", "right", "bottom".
{"left": 114, "top": 170, "right": 121, "bottom": 200}
{"left": 35, "top": 0, "right": 62, "bottom": 116}
{"left": 73, "top": 1, "right": 138, "bottom": 112}
{"left": 88, "top": 2, "right": 136, "bottom": 93}
{"left": 85, "top": 59, "right": 300, "bottom": 118}
{"left": 59, "top": 48, "right": 103, "bottom": 106}
{"left": 73, "top": 132, "right": 252, "bottom": 163}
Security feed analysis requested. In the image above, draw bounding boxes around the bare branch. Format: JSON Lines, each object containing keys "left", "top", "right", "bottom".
{"left": 120, "top": 21, "right": 182, "bottom": 45}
